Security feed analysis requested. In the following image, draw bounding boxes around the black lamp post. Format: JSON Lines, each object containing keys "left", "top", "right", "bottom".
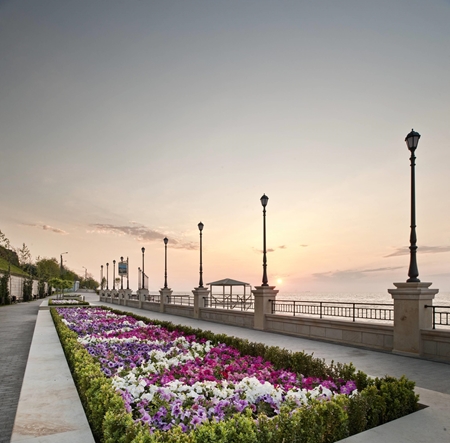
{"left": 405, "top": 129, "right": 421, "bottom": 283}
{"left": 100, "top": 265, "right": 103, "bottom": 290}
{"left": 198, "top": 222, "right": 204, "bottom": 288}
{"left": 126, "top": 257, "right": 129, "bottom": 290}
{"left": 120, "top": 256, "right": 124, "bottom": 289}
{"left": 113, "top": 260, "right": 116, "bottom": 290}
{"left": 106, "top": 262, "right": 109, "bottom": 290}
{"left": 260, "top": 194, "right": 269, "bottom": 286}
{"left": 138, "top": 267, "right": 141, "bottom": 289}
{"left": 163, "top": 238, "right": 169, "bottom": 289}
{"left": 141, "top": 247, "right": 145, "bottom": 289}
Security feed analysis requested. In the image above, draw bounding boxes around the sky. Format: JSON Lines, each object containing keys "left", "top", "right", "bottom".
{"left": 1, "top": 0, "right": 450, "bottom": 295}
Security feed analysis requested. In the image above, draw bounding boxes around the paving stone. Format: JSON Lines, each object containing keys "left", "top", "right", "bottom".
{"left": 0, "top": 301, "right": 40, "bottom": 443}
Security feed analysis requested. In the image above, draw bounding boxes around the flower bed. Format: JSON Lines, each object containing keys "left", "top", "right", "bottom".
{"left": 52, "top": 307, "right": 419, "bottom": 443}
{"left": 49, "top": 299, "right": 89, "bottom": 306}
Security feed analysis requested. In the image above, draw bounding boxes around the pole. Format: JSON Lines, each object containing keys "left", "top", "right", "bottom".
{"left": 141, "top": 248, "right": 145, "bottom": 289}
{"left": 113, "top": 260, "right": 116, "bottom": 290}
{"left": 262, "top": 204, "right": 268, "bottom": 286}
{"left": 407, "top": 144, "right": 420, "bottom": 282}
{"left": 126, "top": 257, "right": 129, "bottom": 290}
{"left": 164, "top": 238, "right": 168, "bottom": 289}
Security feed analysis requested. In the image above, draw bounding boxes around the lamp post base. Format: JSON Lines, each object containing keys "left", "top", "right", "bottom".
{"left": 388, "top": 282, "right": 438, "bottom": 356}
{"left": 192, "top": 287, "right": 210, "bottom": 319}
{"left": 252, "top": 285, "right": 279, "bottom": 330}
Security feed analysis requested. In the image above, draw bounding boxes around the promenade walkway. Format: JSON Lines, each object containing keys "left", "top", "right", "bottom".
{"left": 7, "top": 293, "right": 450, "bottom": 442}
{"left": 0, "top": 300, "right": 40, "bottom": 443}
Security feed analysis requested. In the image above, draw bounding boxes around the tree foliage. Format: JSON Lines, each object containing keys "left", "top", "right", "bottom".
{"left": 49, "top": 278, "right": 73, "bottom": 298}
{"left": 36, "top": 257, "right": 60, "bottom": 281}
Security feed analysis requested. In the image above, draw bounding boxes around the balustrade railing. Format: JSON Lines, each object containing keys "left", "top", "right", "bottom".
{"left": 167, "top": 294, "right": 193, "bottom": 306}
{"left": 270, "top": 300, "right": 394, "bottom": 322}
{"left": 204, "top": 294, "right": 254, "bottom": 311}
{"left": 425, "top": 305, "right": 450, "bottom": 329}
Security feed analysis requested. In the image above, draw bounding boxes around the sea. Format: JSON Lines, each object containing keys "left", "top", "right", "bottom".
{"left": 148, "top": 290, "right": 450, "bottom": 327}
{"left": 151, "top": 290, "right": 450, "bottom": 307}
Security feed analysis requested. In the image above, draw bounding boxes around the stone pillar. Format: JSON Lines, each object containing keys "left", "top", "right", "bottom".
{"left": 137, "top": 289, "right": 149, "bottom": 309}
{"left": 192, "top": 287, "right": 210, "bottom": 319}
{"left": 252, "top": 285, "right": 279, "bottom": 330}
{"left": 388, "top": 282, "right": 438, "bottom": 356}
{"left": 117, "top": 289, "right": 124, "bottom": 305}
{"left": 159, "top": 287, "right": 173, "bottom": 313}
{"left": 123, "top": 289, "right": 132, "bottom": 302}
{"left": 110, "top": 289, "right": 118, "bottom": 304}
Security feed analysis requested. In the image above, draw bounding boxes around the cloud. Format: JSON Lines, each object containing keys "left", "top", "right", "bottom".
{"left": 300, "top": 244, "right": 308, "bottom": 248}
{"left": 252, "top": 245, "right": 287, "bottom": 254}
{"left": 313, "top": 266, "right": 403, "bottom": 281}
{"left": 385, "top": 246, "right": 450, "bottom": 257}
{"left": 22, "top": 223, "right": 67, "bottom": 234}
{"left": 89, "top": 223, "right": 197, "bottom": 250}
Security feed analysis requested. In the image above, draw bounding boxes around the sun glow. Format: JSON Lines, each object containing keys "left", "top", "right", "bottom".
{"left": 277, "top": 278, "right": 283, "bottom": 284}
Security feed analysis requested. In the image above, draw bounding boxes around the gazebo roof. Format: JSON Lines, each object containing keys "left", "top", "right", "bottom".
{"left": 206, "top": 278, "right": 250, "bottom": 286}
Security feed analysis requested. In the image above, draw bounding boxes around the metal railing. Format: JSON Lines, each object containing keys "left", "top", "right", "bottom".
{"left": 425, "top": 305, "right": 450, "bottom": 329}
{"left": 167, "top": 294, "right": 193, "bottom": 306}
{"left": 204, "top": 294, "right": 254, "bottom": 311}
{"left": 270, "top": 300, "right": 394, "bottom": 322}
{"left": 146, "top": 294, "right": 160, "bottom": 303}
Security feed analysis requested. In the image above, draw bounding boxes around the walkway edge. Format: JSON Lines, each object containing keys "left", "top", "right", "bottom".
{"left": 11, "top": 305, "right": 95, "bottom": 443}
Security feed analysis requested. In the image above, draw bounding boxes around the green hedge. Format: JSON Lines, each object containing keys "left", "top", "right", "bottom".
{"left": 51, "top": 307, "right": 419, "bottom": 443}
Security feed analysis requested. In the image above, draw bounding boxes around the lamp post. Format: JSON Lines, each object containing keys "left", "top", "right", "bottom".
{"left": 141, "top": 247, "right": 145, "bottom": 289}
{"left": 106, "top": 262, "right": 109, "bottom": 290}
{"left": 405, "top": 129, "right": 421, "bottom": 283}
{"left": 101, "top": 265, "right": 103, "bottom": 290}
{"left": 198, "top": 222, "right": 204, "bottom": 288}
{"left": 82, "top": 266, "right": 87, "bottom": 288}
{"left": 260, "top": 194, "right": 269, "bottom": 286}
{"left": 126, "top": 257, "right": 129, "bottom": 290}
{"left": 60, "top": 252, "right": 68, "bottom": 277}
{"left": 120, "top": 256, "right": 124, "bottom": 289}
{"left": 163, "top": 238, "right": 168, "bottom": 289}
{"left": 113, "top": 260, "right": 116, "bottom": 290}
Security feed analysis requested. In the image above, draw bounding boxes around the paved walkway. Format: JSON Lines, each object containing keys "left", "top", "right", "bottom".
{"left": 0, "top": 300, "right": 40, "bottom": 443}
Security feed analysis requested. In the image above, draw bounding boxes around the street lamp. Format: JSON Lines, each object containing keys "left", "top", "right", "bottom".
{"left": 405, "top": 129, "right": 421, "bottom": 283}
{"left": 113, "top": 260, "right": 116, "bottom": 290}
{"left": 141, "top": 247, "right": 145, "bottom": 289}
{"left": 120, "top": 256, "right": 124, "bottom": 289}
{"left": 198, "top": 222, "right": 204, "bottom": 288}
{"left": 101, "top": 265, "right": 103, "bottom": 290}
{"left": 126, "top": 257, "right": 129, "bottom": 290}
{"left": 60, "top": 252, "right": 68, "bottom": 277}
{"left": 163, "top": 238, "right": 169, "bottom": 289}
{"left": 106, "top": 262, "right": 109, "bottom": 290}
{"left": 82, "top": 266, "right": 87, "bottom": 289}
{"left": 260, "top": 194, "right": 269, "bottom": 286}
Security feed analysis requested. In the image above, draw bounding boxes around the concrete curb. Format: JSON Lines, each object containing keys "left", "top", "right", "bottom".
{"left": 11, "top": 306, "right": 95, "bottom": 443}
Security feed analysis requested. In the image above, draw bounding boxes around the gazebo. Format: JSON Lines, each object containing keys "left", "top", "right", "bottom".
{"left": 206, "top": 278, "right": 253, "bottom": 310}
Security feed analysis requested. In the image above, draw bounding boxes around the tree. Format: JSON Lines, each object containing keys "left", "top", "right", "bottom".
{"left": 0, "top": 272, "right": 10, "bottom": 305}
{"left": 23, "top": 276, "right": 33, "bottom": 301}
{"left": 36, "top": 258, "right": 60, "bottom": 281}
{"left": 17, "top": 243, "right": 32, "bottom": 269}
{"left": 48, "top": 278, "right": 73, "bottom": 299}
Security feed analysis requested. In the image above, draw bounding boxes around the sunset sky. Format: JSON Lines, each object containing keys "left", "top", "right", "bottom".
{"left": 1, "top": 0, "right": 450, "bottom": 295}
